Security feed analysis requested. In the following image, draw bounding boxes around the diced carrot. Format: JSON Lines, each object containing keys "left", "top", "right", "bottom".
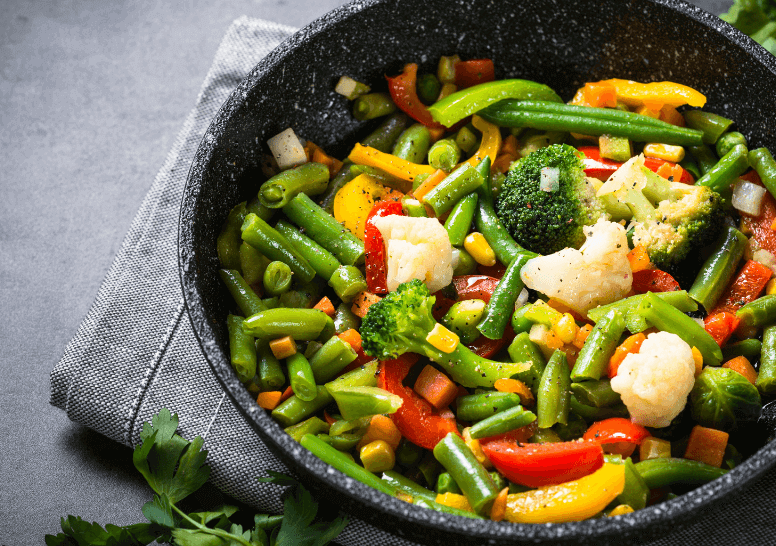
{"left": 312, "top": 296, "right": 336, "bottom": 317}
{"left": 627, "top": 245, "right": 652, "bottom": 273}
{"left": 256, "top": 391, "right": 283, "bottom": 410}
{"left": 303, "top": 140, "right": 319, "bottom": 162}
{"left": 414, "top": 365, "right": 459, "bottom": 410}
{"left": 723, "top": 355, "right": 758, "bottom": 385}
{"left": 573, "top": 323, "right": 594, "bottom": 350}
{"left": 357, "top": 414, "right": 402, "bottom": 450}
{"left": 684, "top": 425, "right": 729, "bottom": 468}
{"left": 428, "top": 126, "right": 446, "bottom": 143}
{"left": 583, "top": 81, "right": 617, "bottom": 108}
{"left": 339, "top": 328, "right": 362, "bottom": 352}
{"left": 269, "top": 335, "right": 297, "bottom": 359}
{"left": 608, "top": 333, "right": 647, "bottom": 378}
{"left": 279, "top": 385, "right": 295, "bottom": 403}
{"left": 380, "top": 189, "right": 405, "bottom": 203}
{"left": 490, "top": 487, "right": 509, "bottom": 522}
{"left": 312, "top": 147, "right": 344, "bottom": 177}
{"left": 493, "top": 378, "right": 535, "bottom": 407}
{"left": 414, "top": 169, "right": 448, "bottom": 201}
{"left": 492, "top": 153, "right": 515, "bottom": 174}
{"left": 655, "top": 162, "right": 684, "bottom": 182}
{"left": 500, "top": 134, "right": 519, "bottom": 157}
{"left": 351, "top": 291, "right": 382, "bottom": 318}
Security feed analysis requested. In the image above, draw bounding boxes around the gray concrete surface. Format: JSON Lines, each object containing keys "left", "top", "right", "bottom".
{"left": 0, "top": 0, "right": 741, "bottom": 543}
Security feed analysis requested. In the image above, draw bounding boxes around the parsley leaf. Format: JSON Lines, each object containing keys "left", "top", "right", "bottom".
{"left": 721, "top": 0, "right": 776, "bottom": 55}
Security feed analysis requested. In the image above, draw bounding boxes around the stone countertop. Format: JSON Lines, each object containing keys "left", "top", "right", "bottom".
{"left": 0, "top": 0, "right": 743, "bottom": 543}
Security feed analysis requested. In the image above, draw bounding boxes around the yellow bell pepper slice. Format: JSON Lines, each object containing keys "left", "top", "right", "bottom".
{"left": 333, "top": 173, "right": 387, "bottom": 240}
{"left": 347, "top": 143, "right": 436, "bottom": 184}
{"left": 599, "top": 78, "right": 706, "bottom": 109}
{"left": 504, "top": 463, "right": 625, "bottom": 524}
{"left": 461, "top": 115, "right": 502, "bottom": 168}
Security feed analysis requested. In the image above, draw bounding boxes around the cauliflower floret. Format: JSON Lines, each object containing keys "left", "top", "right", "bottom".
{"left": 610, "top": 331, "right": 696, "bottom": 428}
{"left": 520, "top": 218, "right": 632, "bottom": 314}
{"left": 372, "top": 215, "right": 453, "bottom": 293}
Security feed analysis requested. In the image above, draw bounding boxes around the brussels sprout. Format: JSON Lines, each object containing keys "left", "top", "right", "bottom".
{"left": 690, "top": 367, "right": 762, "bottom": 431}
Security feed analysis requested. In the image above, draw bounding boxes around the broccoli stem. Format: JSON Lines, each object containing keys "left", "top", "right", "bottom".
{"left": 621, "top": 188, "right": 658, "bottom": 222}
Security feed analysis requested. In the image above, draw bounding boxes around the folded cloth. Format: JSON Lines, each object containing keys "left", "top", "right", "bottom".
{"left": 51, "top": 15, "right": 776, "bottom": 546}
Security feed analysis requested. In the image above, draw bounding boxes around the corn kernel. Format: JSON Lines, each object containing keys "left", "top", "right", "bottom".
{"left": 608, "top": 504, "right": 635, "bottom": 517}
{"left": 529, "top": 323, "right": 564, "bottom": 360}
{"left": 359, "top": 440, "right": 395, "bottom": 473}
{"left": 553, "top": 313, "right": 579, "bottom": 344}
{"left": 643, "top": 143, "right": 686, "bottom": 163}
{"left": 767, "top": 278, "right": 776, "bottom": 296}
{"left": 639, "top": 436, "right": 672, "bottom": 460}
{"left": 691, "top": 346, "right": 704, "bottom": 377}
{"left": 435, "top": 493, "right": 473, "bottom": 512}
{"left": 464, "top": 232, "right": 497, "bottom": 267}
{"left": 425, "top": 323, "right": 459, "bottom": 354}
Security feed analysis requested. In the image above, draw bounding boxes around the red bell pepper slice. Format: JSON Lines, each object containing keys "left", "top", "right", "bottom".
{"left": 739, "top": 170, "right": 776, "bottom": 255}
{"left": 713, "top": 259, "right": 773, "bottom": 315}
{"left": 579, "top": 146, "right": 694, "bottom": 183}
{"left": 386, "top": 63, "right": 445, "bottom": 129}
{"left": 631, "top": 268, "right": 681, "bottom": 294}
{"left": 479, "top": 421, "right": 537, "bottom": 445}
{"left": 583, "top": 417, "right": 650, "bottom": 458}
{"left": 704, "top": 311, "right": 740, "bottom": 347}
{"left": 377, "top": 354, "right": 460, "bottom": 450}
{"left": 454, "top": 59, "right": 495, "bottom": 89}
{"left": 480, "top": 439, "right": 604, "bottom": 488}
{"left": 364, "top": 201, "right": 404, "bottom": 294}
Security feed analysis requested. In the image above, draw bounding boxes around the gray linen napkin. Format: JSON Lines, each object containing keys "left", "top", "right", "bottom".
{"left": 51, "top": 15, "right": 776, "bottom": 546}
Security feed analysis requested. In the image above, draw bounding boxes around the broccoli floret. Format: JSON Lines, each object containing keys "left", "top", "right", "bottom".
{"left": 495, "top": 144, "right": 607, "bottom": 255}
{"left": 360, "top": 279, "right": 528, "bottom": 388}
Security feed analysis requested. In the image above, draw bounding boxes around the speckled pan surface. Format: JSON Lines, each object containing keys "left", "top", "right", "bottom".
{"left": 179, "top": 0, "right": 776, "bottom": 544}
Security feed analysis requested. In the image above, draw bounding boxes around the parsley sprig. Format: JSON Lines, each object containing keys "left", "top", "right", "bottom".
{"left": 46, "top": 409, "right": 348, "bottom": 546}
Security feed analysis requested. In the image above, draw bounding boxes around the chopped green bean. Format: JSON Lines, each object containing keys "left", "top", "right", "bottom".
{"left": 537, "top": 350, "right": 571, "bottom": 428}
{"left": 217, "top": 202, "right": 247, "bottom": 270}
{"left": 634, "top": 457, "right": 728, "bottom": 489}
{"left": 469, "top": 405, "right": 536, "bottom": 439}
{"left": 689, "top": 226, "right": 748, "bottom": 312}
{"left": 286, "top": 352, "right": 318, "bottom": 402}
{"left": 570, "top": 379, "right": 622, "bottom": 408}
{"left": 427, "top": 138, "right": 461, "bottom": 171}
{"left": 392, "top": 123, "right": 432, "bottom": 164}
{"left": 688, "top": 144, "right": 719, "bottom": 175}
{"left": 256, "top": 339, "right": 285, "bottom": 391}
{"left": 737, "top": 295, "right": 776, "bottom": 329}
{"left": 455, "top": 392, "right": 522, "bottom": 422}
{"left": 241, "top": 213, "right": 315, "bottom": 284}
{"left": 274, "top": 219, "right": 341, "bottom": 281}
{"left": 227, "top": 314, "right": 257, "bottom": 383}
{"left": 749, "top": 147, "right": 776, "bottom": 198}
{"left": 683, "top": 110, "right": 734, "bottom": 145}
{"left": 309, "top": 336, "right": 357, "bottom": 383}
{"left": 262, "top": 261, "right": 293, "bottom": 297}
{"left": 239, "top": 242, "right": 270, "bottom": 285}
{"left": 284, "top": 416, "right": 330, "bottom": 442}
{"left": 757, "top": 325, "right": 776, "bottom": 394}
{"left": 243, "top": 308, "right": 333, "bottom": 340}
{"left": 716, "top": 131, "right": 747, "bottom": 158}
{"left": 333, "top": 302, "right": 361, "bottom": 334}
{"left": 258, "top": 162, "right": 330, "bottom": 209}
{"left": 353, "top": 92, "right": 397, "bottom": 121}
{"left": 433, "top": 433, "right": 498, "bottom": 515}
{"left": 571, "top": 309, "right": 625, "bottom": 382}
{"left": 444, "top": 192, "right": 478, "bottom": 247}
{"left": 476, "top": 254, "right": 530, "bottom": 340}
{"left": 328, "top": 265, "right": 368, "bottom": 303}
{"left": 506, "top": 332, "right": 546, "bottom": 393}
{"left": 695, "top": 144, "right": 750, "bottom": 194}
{"left": 219, "top": 268, "right": 267, "bottom": 317}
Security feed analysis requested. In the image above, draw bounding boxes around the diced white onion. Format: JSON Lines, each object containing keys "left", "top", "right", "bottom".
{"left": 515, "top": 287, "right": 530, "bottom": 309}
{"left": 540, "top": 166, "right": 560, "bottom": 192}
{"left": 267, "top": 128, "right": 307, "bottom": 170}
{"left": 731, "top": 178, "right": 767, "bottom": 216}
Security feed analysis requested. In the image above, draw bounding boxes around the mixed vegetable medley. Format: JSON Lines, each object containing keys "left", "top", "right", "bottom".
{"left": 216, "top": 55, "right": 776, "bottom": 524}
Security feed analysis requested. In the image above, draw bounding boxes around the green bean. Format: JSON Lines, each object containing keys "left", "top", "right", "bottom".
{"left": 300, "top": 434, "right": 398, "bottom": 495}
{"left": 425, "top": 164, "right": 484, "bottom": 217}
{"left": 607, "top": 457, "right": 649, "bottom": 511}
{"left": 427, "top": 138, "right": 461, "bottom": 171}
{"left": 444, "top": 193, "right": 478, "bottom": 247}
{"left": 683, "top": 110, "right": 734, "bottom": 145}
{"left": 634, "top": 457, "right": 728, "bottom": 489}
{"left": 455, "top": 126, "right": 479, "bottom": 154}
{"left": 479, "top": 100, "right": 704, "bottom": 146}
{"left": 474, "top": 157, "right": 537, "bottom": 265}
{"left": 350, "top": 164, "right": 409, "bottom": 192}
{"left": 679, "top": 154, "right": 701, "bottom": 180}
{"left": 569, "top": 395, "right": 629, "bottom": 422}
{"left": 327, "top": 433, "right": 362, "bottom": 452}
{"left": 689, "top": 226, "right": 748, "bottom": 311}
{"left": 239, "top": 242, "right": 270, "bottom": 285}
{"left": 258, "top": 162, "right": 330, "bottom": 209}
{"left": 333, "top": 302, "right": 361, "bottom": 334}
{"left": 353, "top": 92, "right": 397, "bottom": 121}
{"left": 571, "top": 310, "right": 625, "bottom": 382}
{"left": 286, "top": 352, "right": 317, "bottom": 402}
{"left": 433, "top": 433, "right": 498, "bottom": 516}
{"left": 282, "top": 193, "right": 365, "bottom": 266}
{"left": 737, "top": 295, "right": 776, "bottom": 328}
{"left": 246, "top": 197, "right": 276, "bottom": 222}
{"left": 328, "top": 386, "right": 402, "bottom": 421}
{"left": 329, "top": 416, "right": 370, "bottom": 437}
{"left": 688, "top": 144, "right": 719, "bottom": 175}
{"left": 587, "top": 290, "right": 697, "bottom": 333}
{"left": 284, "top": 416, "right": 330, "bottom": 442}
{"left": 749, "top": 147, "right": 776, "bottom": 198}
{"left": 219, "top": 269, "right": 267, "bottom": 317}
{"left": 469, "top": 405, "right": 536, "bottom": 440}
{"left": 722, "top": 338, "right": 762, "bottom": 362}
{"left": 570, "top": 380, "right": 621, "bottom": 408}
{"left": 537, "top": 350, "right": 571, "bottom": 428}
{"left": 262, "top": 261, "right": 293, "bottom": 297}
{"left": 695, "top": 144, "right": 750, "bottom": 194}
{"left": 455, "top": 392, "right": 522, "bottom": 422}
{"left": 757, "top": 325, "right": 776, "bottom": 394}
{"left": 241, "top": 213, "right": 316, "bottom": 284}
{"left": 506, "top": 332, "right": 546, "bottom": 393}
{"left": 637, "top": 292, "right": 723, "bottom": 366}
{"left": 256, "top": 339, "right": 285, "bottom": 391}
{"left": 274, "top": 220, "right": 341, "bottom": 281}
{"left": 417, "top": 73, "right": 442, "bottom": 105}
{"left": 453, "top": 247, "right": 478, "bottom": 275}
{"left": 382, "top": 471, "right": 437, "bottom": 502}
{"left": 510, "top": 304, "right": 533, "bottom": 335}
{"left": 325, "top": 360, "right": 379, "bottom": 390}
{"left": 401, "top": 196, "right": 428, "bottom": 217}
{"left": 227, "top": 314, "right": 257, "bottom": 383}
{"left": 395, "top": 440, "right": 424, "bottom": 468}
{"left": 243, "top": 307, "right": 332, "bottom": 340}
{"left": 412, "top": 498, "right": 483, "bottom": 519}
{"left": 271, "top": 387, "right": 333, "bottom": 427}
{"left": 319, "top": 163, "right": 358, "bottom": 214}
{"left": 716, "top": 131, "right": 748, "bottom": 158}
{"left": 328, "top": 265, "right": 368, "bottom": 303}
{"left": 436, "top": 472, "right": 462, "bottom": 495}
{"left": 392, "top": 123, "right": 432, "bottom": 164}
{"left": 476, "top": 254, "right": 531, "bottom": 340}
{"left": 417, "top": 452, "right": 441, "bottom": 488}
{"left": 309, "top": 336, "right": 357, "bottom": 383}
{"left": 217, "top": 202, "right": 247, "bottom": 270}
{"left": 552, "top": 412, "right": 587, "bottom": 441}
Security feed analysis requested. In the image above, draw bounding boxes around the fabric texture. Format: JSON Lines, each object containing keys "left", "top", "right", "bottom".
{"left": 50, "top": 16, "right": 776, "bottom": 546}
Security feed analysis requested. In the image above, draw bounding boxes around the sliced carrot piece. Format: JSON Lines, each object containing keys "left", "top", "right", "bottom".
{"left": 313, "top": 296, "right": 336, "bottom": 317}
{"left": 413, "top": 364, "right": 459, "bottom": 410}
{"left": 573, "top": 323, "right": 593, "bottom": 350}
{"left": 312, "top": 147, "right": 344, "bottom": 177}
{"left": 722, "top": 355, "right": 758, "bottom": 385}
{"left": 279, "top": 385, "right": 295, "bottom": 403}
{"left": 627, "top": 245, "right": 652, "bottom": 273}
{"left": 357, "top": 414, "right": 402, "bottom": 450}
{"left": 608, "top": 333, "right": 646, "bottom": 378}
{"left": 351, "top": 291, "right": 382, "bottom": 318}
{"left": 684, "top": 425, "right": 729, "bottom": 468}
{"left": 339, "top": 328, "right": 362, "bottom": 352}
{"left": 256, "top": 391, "right": 283, "bottom": 410}
{"left": 413, "top": 169, "right": 447, "bottom": 201}
{"left": 269, "top": 335, "right": 297, "bottom": 359}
